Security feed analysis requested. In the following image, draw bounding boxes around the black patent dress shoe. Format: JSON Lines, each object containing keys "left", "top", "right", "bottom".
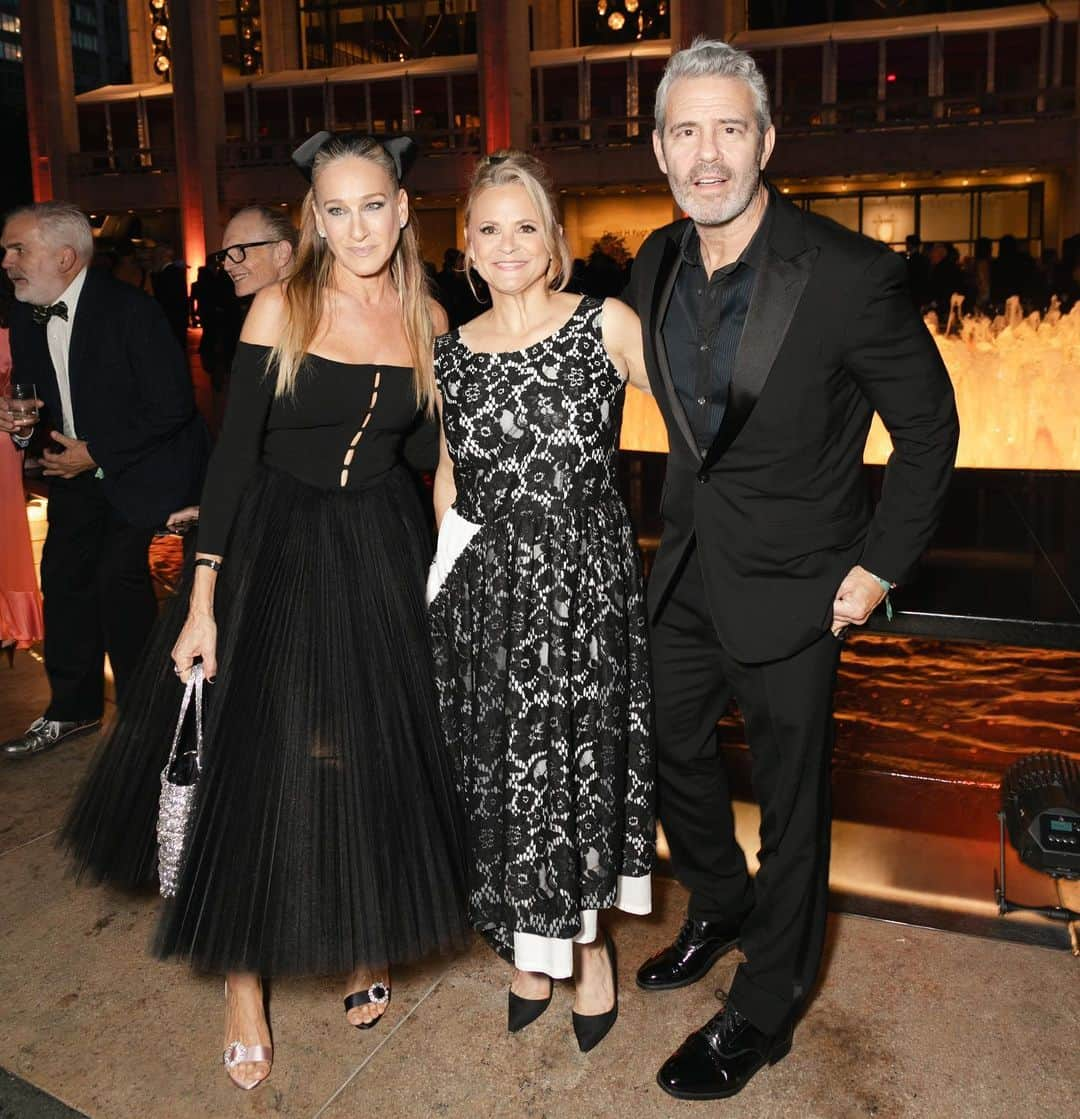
{"left": 2, "top": 716, "right": 100, "bottom": 759}
{"left": 657, "top": 1003, "right": 793, "bottom": 1101}
{"left": 636, "top": 915, "right": 741, "bottom": 991}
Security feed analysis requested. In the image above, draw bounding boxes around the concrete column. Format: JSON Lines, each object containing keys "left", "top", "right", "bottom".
{"left": 168, "top": 0, "right": 226, "bottom": 272}
{"left": 126, "top": 0, "right": 155, "bottom": 83}
{"left": 477, "top": 0, "right": 531, "bottom": 153}
{"left": 20, "top": 0, "right": 79, "bottom": 202}
{"left": 262, "top": 0, "right": 302, "bottom": 73}
{"left": 531, "top": 0, "right": 574, "bottom": 51}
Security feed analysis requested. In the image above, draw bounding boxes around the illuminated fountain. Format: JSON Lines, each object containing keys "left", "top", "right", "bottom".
{"left": 621, "top": 299, "right": 1080, "bottom": 471}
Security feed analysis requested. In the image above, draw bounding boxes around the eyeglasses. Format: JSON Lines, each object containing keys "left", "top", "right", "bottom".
{"left": 210, "top": 240, "right": 279, "bottom": 266}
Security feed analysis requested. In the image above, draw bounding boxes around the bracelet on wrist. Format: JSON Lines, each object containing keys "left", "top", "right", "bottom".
{"left": 194, "top": 558, "right": 222, "bottom": 573}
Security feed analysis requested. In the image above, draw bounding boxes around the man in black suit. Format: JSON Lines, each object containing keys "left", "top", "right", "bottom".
{"left": 0, "top": 202, "right": 208, "bottom": 757}
{"left": 622, "top": 41, "right": 959, "bottom": 1099}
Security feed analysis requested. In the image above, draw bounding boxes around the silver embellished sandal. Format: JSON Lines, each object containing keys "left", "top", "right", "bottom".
{"left": 223, "top": 980, "right": 273, "bottom": 1090}
{"left": 344, "top": 980, "right": 391, "bottom": 1030}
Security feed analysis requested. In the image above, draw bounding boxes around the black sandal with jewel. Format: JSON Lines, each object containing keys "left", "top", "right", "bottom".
{"left": 344, "top": 980, "right": 391, "bottom": 1030}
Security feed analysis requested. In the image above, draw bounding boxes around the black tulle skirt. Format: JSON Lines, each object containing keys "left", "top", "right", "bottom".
{"left": 62, "top": 464, "right": 470, "bottom": 976}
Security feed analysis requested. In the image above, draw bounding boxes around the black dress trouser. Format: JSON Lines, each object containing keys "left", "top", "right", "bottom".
{"left": 650, "top": 543, "right": 841, "bottom": 1036}
{"left": 41, "top": 474, "right": 156, "bottom": 722}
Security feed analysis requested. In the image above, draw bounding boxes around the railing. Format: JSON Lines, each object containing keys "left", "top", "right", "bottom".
{"left": 775, "top": 87, "right": 1076, "bottom": 133}
{"left": 70, "top": 147, "right": 177, "bottom": 176}
{"left": 532, "top": 116, "right": 656, "bottom": 150}
{"left": 531, "top": 88, "right": 1075, "bottom": 151}
{"left": 221, "top": 126, "right": 480, "bottom": 169}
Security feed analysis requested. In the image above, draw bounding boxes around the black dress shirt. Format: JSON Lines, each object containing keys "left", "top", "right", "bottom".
{"left": 661, "top": 204, "right": 772, "bottom": 452}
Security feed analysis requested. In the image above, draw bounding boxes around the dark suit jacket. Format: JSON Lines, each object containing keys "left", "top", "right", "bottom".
{"left": 624, "top": 187, "right": 960, "bottom": 663}
{"left": 9, "top": 267, "right": 209, "bottom": 528}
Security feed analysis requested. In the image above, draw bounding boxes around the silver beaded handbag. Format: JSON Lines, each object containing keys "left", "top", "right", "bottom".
{"left": 157, "top": 664, "right": 204, "bottom": 899}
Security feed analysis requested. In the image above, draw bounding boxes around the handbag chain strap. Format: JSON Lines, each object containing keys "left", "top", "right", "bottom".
{"left": 165, "top": 663, "right": 204, "bottom": 775}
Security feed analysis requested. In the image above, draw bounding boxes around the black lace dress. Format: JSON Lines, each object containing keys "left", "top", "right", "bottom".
{"left": 427, "top": 296, "right": 655, "bottom": 977}
{"left": 63, "top": 342, "right": 470, "bottom": 976}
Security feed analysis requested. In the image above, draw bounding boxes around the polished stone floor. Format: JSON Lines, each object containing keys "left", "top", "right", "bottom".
{"left": 2, "top": 644, "right": 1078, "bottom": 1119}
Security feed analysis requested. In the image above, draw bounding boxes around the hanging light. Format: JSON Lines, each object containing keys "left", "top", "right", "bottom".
{"left": 237, "top": 0, "right": 263, "bottom": 76}
{"left": 625, "top": 0, "right": 639, "bottom": 11}
{"left": 149, "top": 0, "right": 170, "bottom": 79}
{"left": 608, "top": 11, "right": 626, "bottom": 30}
{"left": 597, "top": 0, "right": 607, "bottom": 13}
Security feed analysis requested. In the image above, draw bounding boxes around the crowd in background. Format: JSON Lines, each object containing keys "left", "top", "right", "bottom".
{"left": 90, "top": 227, "right": 1077, "bottom": 365}
{"left": 902, "top": 232, "right": 1080, "bottom": 328}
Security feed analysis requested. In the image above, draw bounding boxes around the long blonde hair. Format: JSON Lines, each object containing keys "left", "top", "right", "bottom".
{"left": 270, "top": 135, "right": 436, "bottom": 415}
{"left": 464, "top": 150, "right": 573, "bottom": 301}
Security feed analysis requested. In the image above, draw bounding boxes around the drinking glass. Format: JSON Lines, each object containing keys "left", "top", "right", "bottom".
{"left": 9, "top": 383, "right": 39, "bottom": 426}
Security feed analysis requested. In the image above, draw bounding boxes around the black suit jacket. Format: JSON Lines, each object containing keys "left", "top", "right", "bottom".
{"left": 624, "top": 188, "right": 959, "bottom": 663}
{"left": 9, "top": 267, "right": 209, "bottom": 528}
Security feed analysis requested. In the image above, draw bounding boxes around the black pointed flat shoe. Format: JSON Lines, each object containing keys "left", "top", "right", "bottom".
{"left": 508, "top": 977, "right": 554, "bottom": 1033}
{"left": 344, "top": 980, "right": 391, "bottom": 1030}
{"left": 572, "top": 934, "right": 618, "bottom": 1053}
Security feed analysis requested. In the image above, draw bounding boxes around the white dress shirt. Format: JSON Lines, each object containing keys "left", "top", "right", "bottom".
{"left": 45, "top": 266, "right": 88, "bottom": 439}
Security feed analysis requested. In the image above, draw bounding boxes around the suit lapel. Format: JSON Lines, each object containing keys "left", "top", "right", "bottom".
{"left": 648, "top": 233, "right": 700, "bottom": 459}
{"left": 701, "top": 201, "right": 818, "bottom": 472}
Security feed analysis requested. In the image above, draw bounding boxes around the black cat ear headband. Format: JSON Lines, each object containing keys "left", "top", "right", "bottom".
{"left": 290, "top": 131, "right": 419, "bottom": 183}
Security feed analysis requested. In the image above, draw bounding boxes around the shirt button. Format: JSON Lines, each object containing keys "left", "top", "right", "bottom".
{"left": 696, "top": 396, "right": 707, "bottom": 406}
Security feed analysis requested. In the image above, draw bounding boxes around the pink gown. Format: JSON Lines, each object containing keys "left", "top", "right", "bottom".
{"left": 0, "top": 327, "right": 44, "bottom": 648}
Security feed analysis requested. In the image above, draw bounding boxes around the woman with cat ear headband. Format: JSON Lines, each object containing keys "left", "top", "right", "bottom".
{"left": 63, "top": 131, "right": 469, "bottom": 1092}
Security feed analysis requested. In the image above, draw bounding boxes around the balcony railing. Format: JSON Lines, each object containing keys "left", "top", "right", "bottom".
{"left": 532, "top": 116, "right": 656, "bottom": 150}
{"left": 221, "top": 127, "right": 481, "bottom": 169}
{"left": 531, "top": 87, "right": 1075, "bottom": 151}
{"left": 70, "top": 147, "right": 177, "bottom": 176}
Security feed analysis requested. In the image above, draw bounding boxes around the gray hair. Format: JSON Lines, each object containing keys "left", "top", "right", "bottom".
{"left": 655, "top": 37, "right": 772, "bottom": 139}
{"left": 231, "top": 204, "right": 299, "bottom": 252}
{"left": 7, "top": 201, "right": 94, "bottom": 263}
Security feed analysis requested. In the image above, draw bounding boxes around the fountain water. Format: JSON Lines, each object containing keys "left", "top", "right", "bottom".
{"left": 621, "top": 301, "right": 1080, "bottom": 470}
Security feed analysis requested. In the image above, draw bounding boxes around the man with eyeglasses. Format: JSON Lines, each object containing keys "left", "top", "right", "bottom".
{"left": 195, "top": 207, "right": 298, "bottom": 407}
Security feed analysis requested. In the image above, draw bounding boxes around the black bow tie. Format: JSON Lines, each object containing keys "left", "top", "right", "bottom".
{"left": 33, "top": 301, "right": 68, "bottom": 325}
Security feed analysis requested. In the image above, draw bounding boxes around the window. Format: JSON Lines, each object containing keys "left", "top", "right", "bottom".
{"left": 254, "top": 88, "right": 289, "bottom": 140}
{"left": 146, "top": 96, "right": 174, "bottom": 150}
{"left": 411, "top": 75, "right": 450, "bottom": 143}
{"left": 333, "top": 82, "right": 367, "bottom": 130}
{"left": 451, "top": 72, "right": 479, "bottom": 137}
{"left": 224, "top": 90, "right": 247, "bottom": 142}
{"left": 942, "top": 33, "right": 987, "bottom": 108}
{"left": 994, "top": 27, "right": 1041, "bottom": 113}
{"left": 292, "top": 85, "right": 325, "bottom": 138}
{"left": 778, "top": 45, "right": 822, "bottom": 127}
{"left": 535, "top": 65, "right": 581, "bottom": 143}
{"left": 1, "top": 41, "right": 20, "bottom": 61}
{"left": 885, "top": 36, "right": 929, "bottom": 121}
{"left": 637, "top": 56, "right": 666, "bottom": 127}
{"left": 835, "top": 41, "right": 878, "bottom": 123}
{"left": 590, "top": 60, "right": 628, "bottom": 138}
{"left": 861, "top": 194, "right": 915, "bottom": 248}
{"left": 368, "top": 78, "right": 404, "bottom": 134}
{"left": 920, "top": 192, "right": 973, "bottom": 246}
{"left": 577, "top": 0, "right": 669, "bottom": 46}
{"left": 300, "top": 1, "right": 477, "bottom": 68}
{"left": 0, "top": 13, "right": 19, "bottom": 33}
{"left": 77, "top": 104, "right": 108, "bottom": 151}
{"left": 808, "top": 196, "right": 858, "bottom": 233}
{"left": 980, "top": 191, "right": 1030, "bottom": 241}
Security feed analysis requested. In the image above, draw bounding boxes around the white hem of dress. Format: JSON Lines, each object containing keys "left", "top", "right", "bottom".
{"left": 511, "top": 873, "right": 652, "bottom": 979}
{"left": 426, "top": 505, "right": 482, "bottom": 605}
